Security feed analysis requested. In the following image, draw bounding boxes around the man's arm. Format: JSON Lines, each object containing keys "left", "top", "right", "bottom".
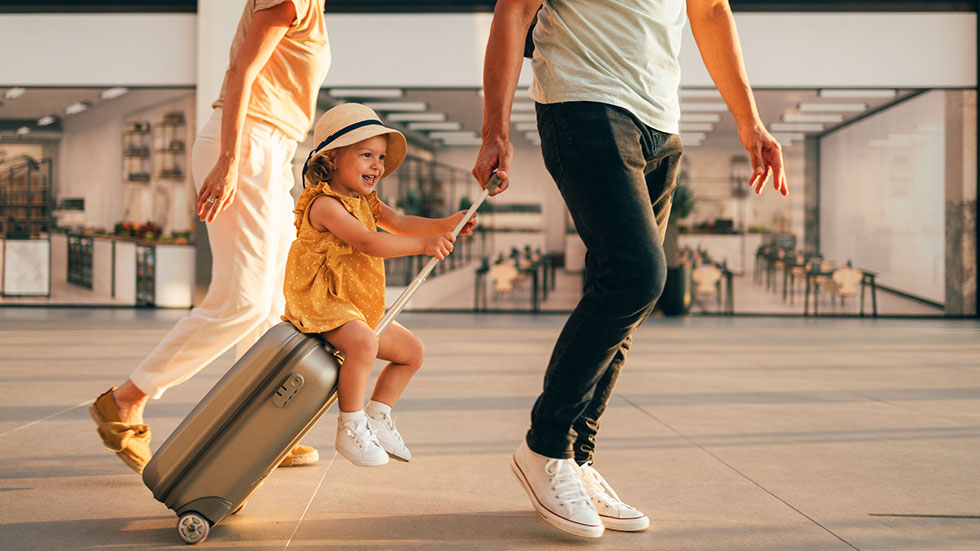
{"left": 472, "top": 0, "right": 542, "bottom": 196}
{"left": 687, "top": 0, "right": 787, "bottom": 196}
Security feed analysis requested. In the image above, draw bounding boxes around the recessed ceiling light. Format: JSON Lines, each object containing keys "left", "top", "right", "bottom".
{"left": 408, "top": 122, "right": 462, "bottom": 131}
{"left": 680, "top": 113, "right": 722, "bottom": 123}
{"left": 680, "top": 102, "right": 728, "bottom": 112}
{"left": 772, "top": 132, "right": 806, "bottom": 142}
{"left": 100, "top": 87, "right": 129, "bottom": 100}
{"left": 4, "top": 87, "right": 26, "bottom": 100}
{"left": 329, "top": 88, "right": 404, "bottom": 98}
{"left": 679, "top": 123, "right": 714, "bottom": 132}
{"left": 16, "top": 126, "right": 30, "bottom": 135}
{"left": 782, "top": 113, "right": 844, "bottom": 123}
{"left": 524, "top": 131, "right": 540, "bottom": 140}
{"left": 510, "top": 113, "right": 537, "bottom": 122}
{"left": 680, "top": 132, "right": 707, "bottom": 142}
{"left": 512, "top": 102, "right": 535, "bottom": 112}
{"left": 798, "top": 103, "right": 867, "bottom": 112}
{"left": 888, "top": 133, "right": 933, "bottom": 142}
{"left": 364, "top": 102, "right": 427, "bottom": 112}
{"left": 819, "top": 89, "right": 896, "bottom": 99}
{"left": 771, "top": 123, "right": 825, "bottom": 132}
{"left": 439, "top": 136, "right": 484, "bottom": 147}
{"left": 429, "top": 131, "right": 477, "bottom": 139}
{"left": 65, "top": 101, "right": 92, "bottom": 115}
{"left": 37, "top": 115, "right": 56, "bottom": 126}
{"left": 514, "top": 122, "right": 538, "bottom": 132}
{"left": 387, "top": 113, "right": 446, "bottom": 122}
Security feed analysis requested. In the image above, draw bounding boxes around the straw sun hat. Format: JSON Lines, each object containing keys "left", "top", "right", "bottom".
{"left": 301, "top": 103, "right": 407, "bottom": 184}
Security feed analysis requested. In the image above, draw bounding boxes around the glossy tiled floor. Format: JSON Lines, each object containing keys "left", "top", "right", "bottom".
{"left": 1, "top": 309, "right": 978, "bottom": 550}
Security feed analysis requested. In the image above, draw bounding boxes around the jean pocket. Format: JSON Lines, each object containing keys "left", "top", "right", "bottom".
{"left": 536, "top": 103, "right": 566, "bottom": 182}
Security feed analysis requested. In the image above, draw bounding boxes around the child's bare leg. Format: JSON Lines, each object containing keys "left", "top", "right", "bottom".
{"left": 365, "top": 321, "right": 423, "bottom": 462}
{"left": 324, "top": 320, "right": 379, "bottom": 412}
{"left": 371, "top": 321, "right": 424, "bottom": 407}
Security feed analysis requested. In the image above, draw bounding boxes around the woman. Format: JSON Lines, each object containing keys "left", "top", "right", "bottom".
{"left": 90, "top": 0, "right": 331, "bottom": 473}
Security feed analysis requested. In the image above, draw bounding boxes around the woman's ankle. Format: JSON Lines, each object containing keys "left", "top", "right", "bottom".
{"left": 112, "top": 380, "right": 148, "bottom": 423}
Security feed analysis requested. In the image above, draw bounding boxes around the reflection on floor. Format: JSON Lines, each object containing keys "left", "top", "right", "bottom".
{"left": 0, "top": 279, "right": 132, "bottom": 306}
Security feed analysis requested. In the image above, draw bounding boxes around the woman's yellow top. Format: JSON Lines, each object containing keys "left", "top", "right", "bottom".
{"left": 282, "top": 180, "right": 385, "bottom": 333}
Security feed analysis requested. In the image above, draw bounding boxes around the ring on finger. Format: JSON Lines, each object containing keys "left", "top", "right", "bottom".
{"left": 206, "top": 197, "right": 217, "bottom": 204}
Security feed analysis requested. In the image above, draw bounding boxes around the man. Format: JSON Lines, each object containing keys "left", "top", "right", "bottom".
{"left": 473, "top": 0, "right": 788, "bottom": 539}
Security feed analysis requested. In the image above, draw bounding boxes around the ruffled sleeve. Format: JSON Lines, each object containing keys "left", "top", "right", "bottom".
{"left": 293, "top": 181, "right": 362, "bottom": 233}
{"left": 367, "top": 191, "right": 382, "bottom": 223}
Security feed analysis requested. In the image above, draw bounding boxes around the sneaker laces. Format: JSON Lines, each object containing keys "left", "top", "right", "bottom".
{"left": 377, "top": 412, "right": 405, "bottom": 445}
{"left": 582, "top": 464, "right": 625, "bottom": 506}
{"left": 342, "top": 419, "right": 381, "bottom": 451}
{"left": 545, "top": 459, "right": 591, "bottom": 510}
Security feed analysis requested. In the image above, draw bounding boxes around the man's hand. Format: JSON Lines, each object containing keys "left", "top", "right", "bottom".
{"left": 472, "top": 137, "right": 513, "bottom": 196}
{"left": 738, "top": 123, "right": 788, "bottom": 196}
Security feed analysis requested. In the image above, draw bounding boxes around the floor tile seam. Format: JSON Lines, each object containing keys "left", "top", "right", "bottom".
{"left": 283, "top": 450, "right": 338, "bottom": 551}
{"left": 0, "top": 399, "right": 90, "bottom": 438}
{"left": 615, "top": 393, "right": 863, "bottom": 551}
{"left": 816, "top": 386, "right": 975, "bottom": 429}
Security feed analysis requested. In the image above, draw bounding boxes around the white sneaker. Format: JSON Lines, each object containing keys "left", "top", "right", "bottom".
{"left": 580, "top": 463, "right": 650, "bottom": 531}
{"left": 335, "top": 417, "right": 389, "bottom": 467}
{"left": 511, "top": 440, "right": 604, "bottom": 538}
{"left": 367, "top": 410, "right": 412, "bottom": 462}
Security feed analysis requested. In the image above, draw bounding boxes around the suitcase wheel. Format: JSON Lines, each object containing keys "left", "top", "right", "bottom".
{"left": 177, "top": 512, "right": 210, "bottom": 545}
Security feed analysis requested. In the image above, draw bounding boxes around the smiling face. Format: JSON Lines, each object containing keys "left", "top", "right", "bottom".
{"left": 329, "top": 134, "right": 388, "bottom": 198}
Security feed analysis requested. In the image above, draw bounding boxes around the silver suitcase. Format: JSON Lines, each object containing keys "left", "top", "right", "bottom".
{"left": 142, "top": 323, "right": 342, "bottom": 544}
{"left": 142, "top": 174, "right": 500, "bottom": 544}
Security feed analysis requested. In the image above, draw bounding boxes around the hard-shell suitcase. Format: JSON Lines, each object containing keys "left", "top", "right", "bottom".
{"left": 141, "top": 173, "right": 500, "bottom": 545}
{"left": 142, "top": 323, "right": 343, "bottom": 544}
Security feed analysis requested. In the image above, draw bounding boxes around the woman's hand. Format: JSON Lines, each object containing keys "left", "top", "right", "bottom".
{"left": 446, "top": 210, "right": 478, "bottom": 236}
{"left": 196, "top": 157, "right": 239, "bottom": 223}
{"left": 422, "top": 232, "right": 455, "bottom": 260}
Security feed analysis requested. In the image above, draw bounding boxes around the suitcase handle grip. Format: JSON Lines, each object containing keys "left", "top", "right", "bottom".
{"left": 374, "top": 171, "right": 502, "bottom": 336}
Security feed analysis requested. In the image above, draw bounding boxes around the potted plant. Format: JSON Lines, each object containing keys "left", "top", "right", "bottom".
{"left": 658, "top": 182, "right": 696, "bottom": 316}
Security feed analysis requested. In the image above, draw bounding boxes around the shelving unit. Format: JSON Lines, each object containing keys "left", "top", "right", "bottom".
{"left": 154, "top": 111, "right": 186, "bottom": 181}
{"left": 136, "top": 243, "right": 155, "bottom": 306}
{"left": 123, "top": 121, "right": 152, "bottom": 183}
{"left": 67, "top": 232, "right": 93, "bottom": 289}
{"left": 0, "top": 158, "right": 52, "bottom": 238}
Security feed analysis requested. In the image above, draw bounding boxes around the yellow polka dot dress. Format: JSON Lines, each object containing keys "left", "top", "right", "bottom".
{"left": 282, "top": 180, "right": 385, "bottom": 333}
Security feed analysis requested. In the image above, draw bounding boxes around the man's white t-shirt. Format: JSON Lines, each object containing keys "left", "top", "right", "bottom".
{"left": 528, "top": 0, "right": 686, "bottom": 134}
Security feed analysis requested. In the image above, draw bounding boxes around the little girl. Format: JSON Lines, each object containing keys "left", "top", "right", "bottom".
{"left": 282, "top": 103, "right": 476, "bottom": 467}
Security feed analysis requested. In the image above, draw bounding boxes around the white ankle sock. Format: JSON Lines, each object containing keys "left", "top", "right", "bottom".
{"left": 365, "top": 400, "right": 392, "bottom": 418}
{"left": 338, "top": 409, "right": 366, "bottom": 424}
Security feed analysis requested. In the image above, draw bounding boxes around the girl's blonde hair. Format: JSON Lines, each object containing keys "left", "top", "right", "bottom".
{"left": 304, "top": 146, "right": 348, "bottom": 188}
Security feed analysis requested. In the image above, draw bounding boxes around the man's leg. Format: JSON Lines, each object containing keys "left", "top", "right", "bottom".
{"left": 509, "top": 101, "right": 668, "bottom": 539}
{"left": 526, "top": 102, "right": 668, "bottom": 459}
{"left": 571, "top": 131, "right": 683, "bottom": 464}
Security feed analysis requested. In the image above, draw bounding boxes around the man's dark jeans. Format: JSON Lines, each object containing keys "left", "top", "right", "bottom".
{"left": 527, "top": 101, "right": 682, "bottom": 465}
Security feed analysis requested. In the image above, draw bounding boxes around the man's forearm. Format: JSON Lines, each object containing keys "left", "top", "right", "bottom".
{"left": 688, "top": 1, "right": 761, "bottom": 129}
{"left": 482, "top": 0, "right": 541, "bottom": 140}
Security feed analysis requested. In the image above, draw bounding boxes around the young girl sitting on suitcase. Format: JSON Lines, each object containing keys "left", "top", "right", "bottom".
{"left": 282, "top": 103, "right": 476, "bottom": 466}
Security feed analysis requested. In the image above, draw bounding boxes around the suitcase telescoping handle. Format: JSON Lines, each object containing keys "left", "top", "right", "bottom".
{"left": 374, "top": 171, "right": 502, "bottom": 336}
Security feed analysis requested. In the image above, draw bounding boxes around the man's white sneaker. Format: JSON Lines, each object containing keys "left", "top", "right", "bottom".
{"left": 367, "top": 410, "right": 412, "bottom": 462}
{"left": 336, "top": 417, "right": 389, "bottom": 467}
{"left": 580, "top": 463, "right": 650, "bottom": 531}
{"left": 511, "top": 440, "right": 604, "bottom": 538}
